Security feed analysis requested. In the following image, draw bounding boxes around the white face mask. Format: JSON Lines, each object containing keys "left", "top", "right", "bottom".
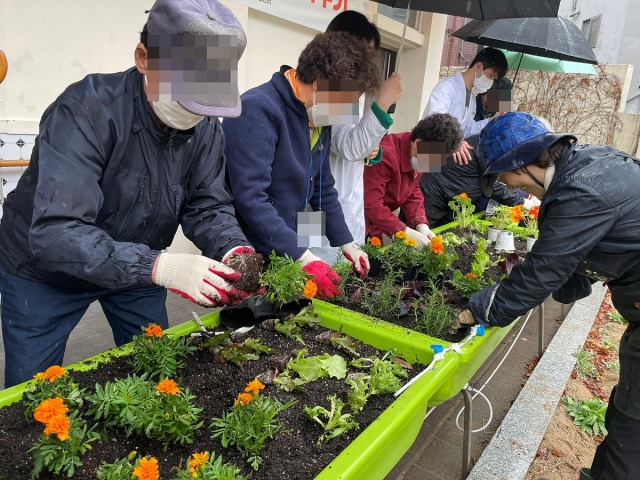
{"left": 152, "top": 100, "right": 204, "bottom": 130}
{"left": 410, "top": 156, "right": 419, "bottom": 171}
{"left": 473, "top": 70, "right": 494, "bottom": 94}
{"left": 306, "top": 89, "right": 359, "bottom": 127}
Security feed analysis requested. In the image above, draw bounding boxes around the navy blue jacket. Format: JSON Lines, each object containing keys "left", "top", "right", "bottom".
{"left": 469, "top": 143, "right": 640, "bottom": 327}
{"left": 223, "top": 66, "right": 352, "bottom": 259}
{"left": 0, "top": 67, "right": 246, "bottom": 290}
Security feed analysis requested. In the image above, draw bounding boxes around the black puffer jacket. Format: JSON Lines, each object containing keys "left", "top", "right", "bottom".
{"left": 469, "top": 143, "right": 640, "bottom": 327}
{"left": 420, "top": 135, "right": 523, "bottom": 227}
{"left": 0, "top": 67, "right": 246, "bottom": 290}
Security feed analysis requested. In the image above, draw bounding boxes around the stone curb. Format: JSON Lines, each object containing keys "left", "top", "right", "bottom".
{"left": 466, "top": 283, "right": 608, "bottom": 480}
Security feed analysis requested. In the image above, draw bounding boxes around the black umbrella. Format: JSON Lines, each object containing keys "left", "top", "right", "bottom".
{"left": 452, "top": 16, "right": 598, "bottom": 64}
{"left": 378, "top": 0, "right": 561, "bottom": 112}
{"left": 375, "top": 0, "right": 560, "bottom": 21}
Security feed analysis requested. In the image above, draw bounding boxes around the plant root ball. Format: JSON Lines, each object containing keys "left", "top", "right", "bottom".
{"left": 226, "top": 253, "right": 264, "bottom": 292}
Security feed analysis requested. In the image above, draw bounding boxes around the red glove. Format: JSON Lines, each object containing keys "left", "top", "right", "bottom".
{"left": 340, "top": 242, "right": 369, "bottom": 277}
{"left": 222, "top": 245, "right": 256, "bottom": 262}
{"left": 298, "top": 250, "right": 341, "bottom": 300}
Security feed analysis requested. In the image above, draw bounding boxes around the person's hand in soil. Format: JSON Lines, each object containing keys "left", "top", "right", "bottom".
{"left": 340, "top": 242, "right": 370, "bottom": 277}
{"left": 405, "top": 226, "right": 431, "bottom": 246}
{"left": 222, "top": 246, "right": 265, "bottom": 297}
{"left": 298, "top": 250, "right": 341, "bottom": 300}
{"left": 152, "top": 253, "right": 247, "bottom": 307}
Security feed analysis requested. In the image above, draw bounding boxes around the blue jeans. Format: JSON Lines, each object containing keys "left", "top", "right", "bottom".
{"left": 0, "top": 267, "right": 168, "bottom": 387}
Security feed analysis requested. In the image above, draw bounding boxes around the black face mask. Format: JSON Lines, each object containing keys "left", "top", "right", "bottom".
{"left": 523, "top": 166, "right": 544, "bottom": 189}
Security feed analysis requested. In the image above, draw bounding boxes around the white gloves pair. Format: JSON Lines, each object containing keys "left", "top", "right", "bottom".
{"left": 523, "top": 195, "right": 541, "bottom": 210}
{"left": 153, "top": 251, "right": 248, "bottom": 307}
{"left": 405, "top": 223, "right": 435, "bottom": 247}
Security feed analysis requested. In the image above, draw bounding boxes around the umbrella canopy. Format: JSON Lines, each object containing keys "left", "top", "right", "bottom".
{"left": 375, "top": 0, "right": 560, "bottom": 20}
{"left": 499, "top": 49, "right": 598, "bottom": 75}
{"left": 452, "top": 16, "right": 598, "bottom": 64}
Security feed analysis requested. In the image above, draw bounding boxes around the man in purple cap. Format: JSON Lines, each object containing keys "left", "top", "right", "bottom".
{"left": 0, "top": 0, "right": 257, "bottom": 387}
{"left": 461, "top": 112, "right": 640, "bottom": 480}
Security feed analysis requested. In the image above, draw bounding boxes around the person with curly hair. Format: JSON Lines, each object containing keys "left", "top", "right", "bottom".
{"left": 363, "top": 113, "right": 463, "bottom": 245}
{"left": 223, "top": 31, "right": 381, "bottom": 300}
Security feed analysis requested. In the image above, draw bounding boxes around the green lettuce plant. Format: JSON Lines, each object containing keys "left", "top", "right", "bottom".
{"left": 304, "top": 395, "right": 359, "bottom": 445}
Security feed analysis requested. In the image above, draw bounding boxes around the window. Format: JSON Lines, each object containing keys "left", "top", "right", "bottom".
{"left": 582, "top": 15, "right": 601, "bottom": 48}
{"left": 376, "top": 5, "right": 421, "bottom": 30}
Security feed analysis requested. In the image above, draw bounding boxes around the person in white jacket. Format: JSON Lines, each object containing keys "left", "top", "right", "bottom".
{"left": 422, "top": 47, "right": 508, "bottom": 165}
{"left": 311, "top": 11, "right": 402, "bottom": 266}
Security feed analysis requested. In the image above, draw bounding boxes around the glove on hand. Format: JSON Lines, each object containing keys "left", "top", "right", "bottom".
{"left": 523, "top": 195, "right": 541, "bottom": 210}
{"left": 222, "top": 245, "right": 256, "bottom": 262}
{"left": 405, "top": 227, "right": 431, "bottom": 246}
{"left": 448, "top": 309, "right": 478, "bottom": 334}
{"left": 153, "top": 253, "right": 248, "bottom": 307}
{"left": 415, "top": 223, "right": 435, "bottom": 239}
{"left": 298, "top": 250, "right": 341, "bottom": 300}
{"left": 340, "top": 242, "right": 370, "bottom": 277}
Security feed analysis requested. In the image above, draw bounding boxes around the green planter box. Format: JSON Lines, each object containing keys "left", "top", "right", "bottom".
{"left": 0, "top": 303, "right": 459, "bottom": 480}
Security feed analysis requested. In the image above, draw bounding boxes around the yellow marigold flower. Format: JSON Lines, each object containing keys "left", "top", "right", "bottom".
{"left": 302, "top": 279, "right": 318, "bottom": 299}
{"left": 245, "top": 379, "right": 265, "bottom": 395}
{"left": 133, "top": 457, "right": 159, "bottom": 480}
{"left": 465, "top": 273, "right": 478, "bottom": 280}
{"left": 404, "top": 238, "right": 418, "bottom": 247}
{"left": 33, "top": 372, "right": 47, "bottom": 382}
{"left": 156, "top": 379, "right": 180, "bottom": 395}
{"left": 459, "top": 192, "right": 469, "bottom": 200}
{"left": 43, "top": 414, "right": 70, "bottom": 441}
{"left": 394, "top": 230, "right": 408, "bottom": 239}
{"left": 43, "top": 365, "right": 66, "bottom": 382}
{"left": 429, "top": 237, "right": 444, "bottom": 255}
{"left": 368, "top": 236, "right": 382, "bottom": 247}
{"left": 235, "top": 392, "right": 254, "bottom": 407}
{"left": 144, "top": 323, "right": 164, "bottom": 338}
{"left": 34, "top": 397, "right": 69, "bottom": 425}
{"left": 189, "top": 451, "right": 210, "bottom": 477}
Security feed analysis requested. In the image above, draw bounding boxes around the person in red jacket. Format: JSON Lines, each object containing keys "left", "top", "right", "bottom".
{"left": 363, "top": 113, "right": 463, "bottom": 245}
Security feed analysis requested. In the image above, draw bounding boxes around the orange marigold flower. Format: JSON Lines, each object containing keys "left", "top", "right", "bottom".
{"left": 302, "top": 279, "right": 318, "bottom": 299}
{"left": 368, "top": 236, "right": 382, "bottom": 247}
{"left": 43, "top": 414, "right": 70, "bottom": 441}
{"left": 144, "top": 323, "right": 164, "bottom": 338}
{"left": 245, "top": 379, "right": 265, "bottom": 395}
{"left": 235, "top": 392, "right": 254, "bottom": 407}
{"left": 189, "top": 451, "right": 210, "bottom": 476}
{"left": 133, "top": 457, "right": 159, "bottom": 480}
{"left": 465, "top": 273, "right": 478, "bottom": 280}
{"left": 156, "top": 379, "right": 180, "bottom": 395}
{"left": 528, "top": 206, "right": 540, "bottom": 219}
{"left": 394, "top": 231, "right": 408, "bottom": 240}
{"left": 510, "top": 205, "right": 525, "bottom": 223}
{"left": 459, "top": 192, "right": 469, "bottom": 200}
{"left": 43, "top": 365, "right": 66, "bottom": 382}
{"left": 429, "top": 236, "right": 444, "bottom": 255}
{"left": 404, "top": 238, "right": 418, "bottom": 247}
{"left": 34, "top": 397, "right": 69, "bottom": 425}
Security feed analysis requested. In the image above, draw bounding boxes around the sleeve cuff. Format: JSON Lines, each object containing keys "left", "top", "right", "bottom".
{"left": 371, "top": 102, "right": 394, "bottom": 130}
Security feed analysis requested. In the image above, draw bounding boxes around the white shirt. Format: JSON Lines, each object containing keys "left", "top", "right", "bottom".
{"left": 422, "top": 72, "right": 490, "bottom": 138}
{"left": 310, "top": 105, "right": 389, "bottom": 266}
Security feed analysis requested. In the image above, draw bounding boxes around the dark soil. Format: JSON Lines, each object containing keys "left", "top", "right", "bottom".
{"left": 0, "top": 309, "right": 421, "bottom": 480}
{"left": 335, "top": 226, "right": 529, "bottom": 342}
{"left": 227, "top": 253, "right": 264, "bottom": 292}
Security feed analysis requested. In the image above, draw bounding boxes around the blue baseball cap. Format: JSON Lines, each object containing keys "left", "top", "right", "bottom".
{"left": 478, "top": 112, "right": 575, "bottom": 196}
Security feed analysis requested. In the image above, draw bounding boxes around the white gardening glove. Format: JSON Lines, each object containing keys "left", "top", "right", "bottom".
{"left": 405, "top": 227, "right": 431, "bottom": 247}
{"left": 152, "top": 253, "right": 247, "bottom": 307}
{"left": 523, "top": 195, "right": 541, "bottom": 210}
{"left": 340, "top": 242, "right": 370, "bottom": 277}
{"left": 415, "top": 223, "right": 436, "bottom": 239}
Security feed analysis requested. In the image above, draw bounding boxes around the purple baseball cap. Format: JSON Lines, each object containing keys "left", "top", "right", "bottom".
{"left": 147, "top": 0, "right": 247, "bottom": 118}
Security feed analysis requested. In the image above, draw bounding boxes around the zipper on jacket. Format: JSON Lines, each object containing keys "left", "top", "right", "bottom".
{"left": 174, "top": 190, "right": 180, "bottom": 216}
{"left": 138, "top": 177, "right": 145, "bottom": 203}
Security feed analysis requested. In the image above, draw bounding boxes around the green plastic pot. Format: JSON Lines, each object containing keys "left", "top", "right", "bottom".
{"left": 0, "top": 302, "right": 459, "bottom": 480}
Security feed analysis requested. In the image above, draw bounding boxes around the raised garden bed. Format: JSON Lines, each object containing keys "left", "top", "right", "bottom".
{"left": 0, "top": 304, "right": 458, "bottom": 480}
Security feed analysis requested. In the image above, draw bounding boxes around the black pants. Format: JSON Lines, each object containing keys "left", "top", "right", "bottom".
{"left": 590, "top": 386, "right": 640, "bottom": 479}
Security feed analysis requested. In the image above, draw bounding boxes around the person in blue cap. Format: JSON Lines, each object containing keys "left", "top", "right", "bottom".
{"left": 0, "top": 0, "right": 259, "bottom": 388}
{"left": 460, "top": 111, "right": 640, "bottom": 480}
